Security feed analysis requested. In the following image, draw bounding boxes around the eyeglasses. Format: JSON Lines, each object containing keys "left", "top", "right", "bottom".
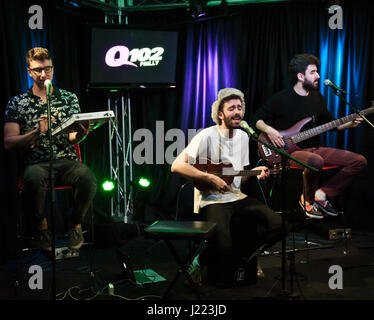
{"left": 29, "top": 66, "right": 54, "bottom": 75}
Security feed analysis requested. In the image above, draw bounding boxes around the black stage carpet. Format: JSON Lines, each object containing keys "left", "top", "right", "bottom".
{"left": 1, "top": 225, "right": 374, "bottom": 304}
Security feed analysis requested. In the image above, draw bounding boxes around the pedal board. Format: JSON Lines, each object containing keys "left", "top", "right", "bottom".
{"left": 329, "top": 228, "right": 352, "bottom": 240}
{"left": 55, "top": 246, "right": 79, "bottom": 260}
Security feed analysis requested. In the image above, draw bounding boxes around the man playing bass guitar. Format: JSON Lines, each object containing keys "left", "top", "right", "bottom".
{"left": 252, "top": 53, "right": 367, "bottom": 219}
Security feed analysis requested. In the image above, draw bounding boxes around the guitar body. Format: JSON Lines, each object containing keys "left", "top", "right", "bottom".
{"left": 193, "top": 158, "right": 281, "bottom": 191}
{"left": 193, "top": 159, "right": 235, "bottom": 191}
{"left": 258, "top": 117, "right": 312, "bottom": 166}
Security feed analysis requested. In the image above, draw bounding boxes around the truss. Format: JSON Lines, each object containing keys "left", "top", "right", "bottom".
{"left": 73, "top": 0, "right": 283, "bottom": 12}
{"left": 107, "top": 91, "right": 134, "bottom": 222}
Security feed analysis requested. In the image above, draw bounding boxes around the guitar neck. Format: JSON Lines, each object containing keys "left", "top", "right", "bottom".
{"left": 291, "top": 106, "right": 374, "bottom": 144}
{"left": 215, "top": 170, "right": 261, "bottom": 178}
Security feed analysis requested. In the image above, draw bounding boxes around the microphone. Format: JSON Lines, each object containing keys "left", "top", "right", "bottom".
{"left": 239, "top": 120, "right": 258, "bottom": 138}
{"left": 323, "top": 79, "right": 347, "bottom": 94}
{"left": 44, "top": 79, "right": 52, "bottom": 95}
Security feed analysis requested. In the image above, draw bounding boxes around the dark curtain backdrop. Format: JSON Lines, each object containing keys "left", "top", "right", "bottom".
{"left": 176, "top": 1, "right": 374, "bottom": 227}
{"left": 1, "top": 0, "right": 374, "bottom": 262}
{"left": 171, "top": 1, "right": 374, "bottom": 227}
{"left": 180, "top": 18, "right": 241, "bottom": 131}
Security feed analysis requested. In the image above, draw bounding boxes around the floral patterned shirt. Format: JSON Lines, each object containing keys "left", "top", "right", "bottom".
{"left": 4, "top": 87, "right": 80, "bottom": 166}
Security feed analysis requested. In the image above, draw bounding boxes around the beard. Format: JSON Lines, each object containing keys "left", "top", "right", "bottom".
{"left": 223, "top": 114, "right": 242, "bottom": 129}
{"left": 303, "top": 78, "right": 319, "bottom": 91}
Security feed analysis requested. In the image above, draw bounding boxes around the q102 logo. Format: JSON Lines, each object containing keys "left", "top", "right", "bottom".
{"left": 105, "top": 45, "right": 164, "bottom": 68}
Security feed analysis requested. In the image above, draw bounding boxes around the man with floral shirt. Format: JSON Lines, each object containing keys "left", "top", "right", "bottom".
{"left": 4, "top": 47, "right": 97, "bottom": 251}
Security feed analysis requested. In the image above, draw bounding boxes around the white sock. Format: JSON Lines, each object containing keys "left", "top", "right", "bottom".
{"left": 315, "top": 189, "right": 327, "bottom": 201}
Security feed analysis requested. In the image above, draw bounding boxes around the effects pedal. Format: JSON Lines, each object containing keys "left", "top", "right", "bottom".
{"left": 329, "top": 228, "right": 351, "bottom": 240}
{"left": 55, "top": 246, "right": 80, "bottom": 260}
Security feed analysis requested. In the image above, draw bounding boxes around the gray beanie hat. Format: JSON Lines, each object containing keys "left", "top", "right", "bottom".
{"left": 211, "top": 88, "right": 246, "bottom": 124}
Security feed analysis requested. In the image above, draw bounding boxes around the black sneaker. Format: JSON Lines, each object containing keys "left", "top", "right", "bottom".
{"left": 32, "top": 229, "right": 52, "bottom": 251}
{"left": 68, "top": 226, "right": 84, "bottom": 250}
{"left": 314, "top": 199, "right": 339, "bottom": 216}
{"left": 299, "top": 200, "right": 324, "bottom": 219}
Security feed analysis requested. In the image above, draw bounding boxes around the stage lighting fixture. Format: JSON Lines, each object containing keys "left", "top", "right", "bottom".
{"left": 138, "top": 177, "right": 151, "bottom": 188}
{"left": 189, "top": 0, "right": 207, "bottom": 18}
{"left": 102, "top": 179, "right": 115, "bottom": 192}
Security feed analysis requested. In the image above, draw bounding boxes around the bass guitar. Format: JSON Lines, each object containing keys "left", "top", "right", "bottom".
{"left": 258, "top": 106, "right": 374, "bottom": 166}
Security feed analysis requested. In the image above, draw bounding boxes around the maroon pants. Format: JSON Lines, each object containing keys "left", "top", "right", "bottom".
{"left": 288, "top": 147, "right": 367, "bottom": 202}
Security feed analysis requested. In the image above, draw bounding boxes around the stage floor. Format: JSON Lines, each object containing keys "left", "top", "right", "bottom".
{"left": 1, "top": 228, "right": 374, "bottom": 302}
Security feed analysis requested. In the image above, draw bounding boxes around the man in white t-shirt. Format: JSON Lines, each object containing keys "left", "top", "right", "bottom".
{"left": 171, "top": 88, "right": 285, "bottom": 286}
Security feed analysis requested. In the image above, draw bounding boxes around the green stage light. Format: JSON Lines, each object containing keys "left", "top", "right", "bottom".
{"left": 102, "top": 180, "right": 115, "bottom": 192}
{"left": 138, "top": 177, "right": 151, "bottom": 188}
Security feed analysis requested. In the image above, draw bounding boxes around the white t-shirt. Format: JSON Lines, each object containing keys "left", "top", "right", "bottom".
{"left": 183, "top": 125, "right": 250, "bottom": 213}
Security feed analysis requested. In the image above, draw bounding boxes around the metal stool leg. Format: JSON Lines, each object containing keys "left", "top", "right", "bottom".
{"left": 163, "top": 239, "right": 202, "bottom": 300}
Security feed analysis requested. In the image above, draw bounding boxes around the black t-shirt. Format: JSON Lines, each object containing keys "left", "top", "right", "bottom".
{"left": 251, "top": 87, "right": 335, "bottom": 148}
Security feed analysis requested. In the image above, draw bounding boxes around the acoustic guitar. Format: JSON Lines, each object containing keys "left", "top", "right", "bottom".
{"left": 193, "top": 158, "right": 280, "bottom": 191}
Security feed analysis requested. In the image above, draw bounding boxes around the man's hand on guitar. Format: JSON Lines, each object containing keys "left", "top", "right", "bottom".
{"left": 208, "top": 174, "right": 231, "bottom": 193}
{"left": 351, "top": 117, "right": 363, "bottom": 127}
{"left": 253, "top": 166, "right": 269, "bottom": 180}
{"left": 265, "top": 126, "right": 285, "bottom": 148}
{"left": 337, "top": 116, "right": 363, "bottom": 130}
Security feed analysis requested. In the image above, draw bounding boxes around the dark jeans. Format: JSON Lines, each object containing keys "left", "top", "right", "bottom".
{"left": 289, "top": 147, "right": 367, "bottom": 202}
{"left": 22, "top": 159, "right": 97, "bottom": 231}
{"left": 198, "top": 197, "right": 285, "bottom": 278}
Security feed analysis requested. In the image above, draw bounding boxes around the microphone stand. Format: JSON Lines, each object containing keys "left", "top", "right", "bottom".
{"left": 332, "top": 90, "right": 374, "bottom": 129}
{"left": 46, "top": 85, "right": 57, "bottom": 300}
{"left": 243, "top": 129, "right": 317, "bottom": 298}
{"left": 328, "top": 89, "right": 374, "bottom": 277}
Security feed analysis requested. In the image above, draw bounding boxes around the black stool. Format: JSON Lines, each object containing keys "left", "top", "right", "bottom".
{"left": 144, "top": 220, "right": 216, "bottom": 300}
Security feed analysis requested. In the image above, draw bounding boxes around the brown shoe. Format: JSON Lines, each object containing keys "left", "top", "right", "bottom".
{"left": 68, "top": 226, "right": 84, "bottom": 250}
